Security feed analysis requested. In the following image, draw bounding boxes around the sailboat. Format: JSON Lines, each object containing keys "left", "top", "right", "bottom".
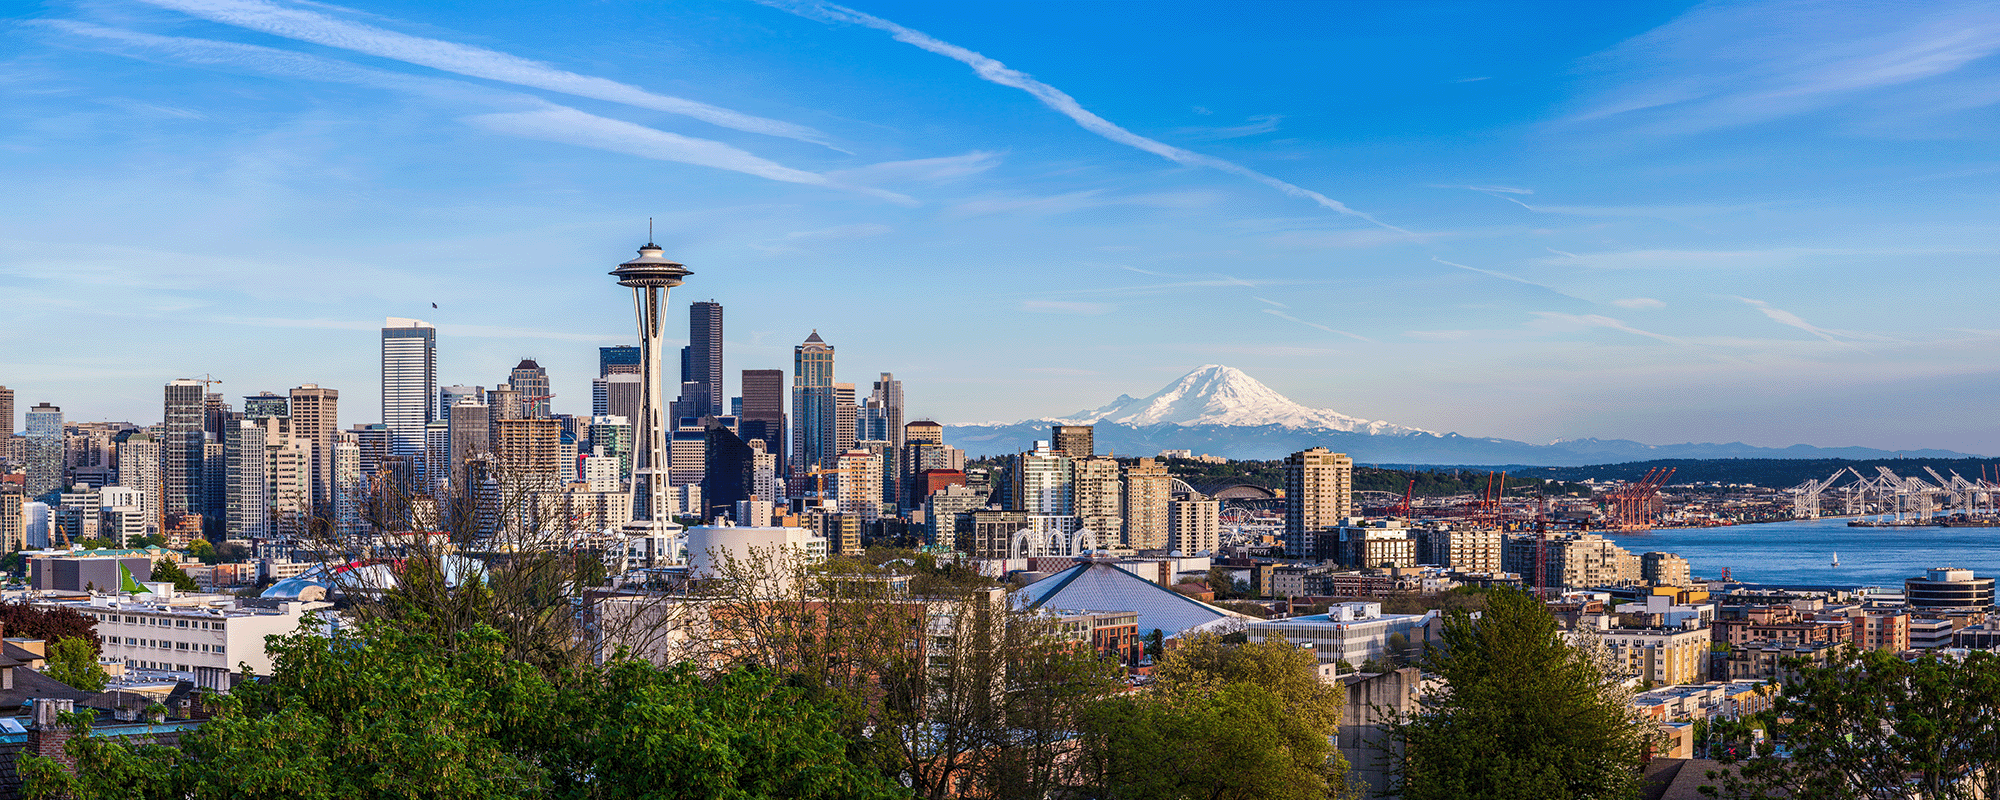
{"left": 1831, "top": 552, "right": 1841, "bottom": 568}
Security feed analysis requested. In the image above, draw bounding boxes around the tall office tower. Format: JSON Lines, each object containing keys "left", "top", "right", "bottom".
{"left": 439, "top": 385, "right": 483, "bottom": 420}
{"left": 351, "top": 424, "right": 390, "bottom": 477}
{"left": 747, "top": 440, "right": 778, "bottom": 504}
{"left": 1073, "top": 457, "right": 1123, "bottom": 542}
{"left": 288, "top": 384, "right": 339, "bottom": 511}
{"left": 738, "top": 369, "right": 785, "bottom": 474}
{"left": 588, "top": 414, "right": 632, "bottom": 482}
{"left": 203, "top": 437, "right": 226, "bottom": 533}
{"left": 858, "top": 404, "right": 891, "bottom": 442}
{"left": 225, "top": 418, "right": 269, "bottom": 539}
{"left": 116, "top": 431, "right": 162, "bottom": 536}
{"left": 55, "top": 484, "right": 102, "bottom": 544}
{"left": 591, "top": 379, "right": 609, "bottom": 417}
{"left": 904, "top": 419, "right": 944, "bottom": 447}
{"left": 791, "top": 332, "right": 837, "bottom": 478}
{"left": 0, "top": 386, "right": 13, "bottom": 437}
{"left": 1168, "top": 495, "right": 1220, "bottom": 555}
{"left": 1051, "top": 425, "right": 1094, "bottom": 459}
{"left": 684, "top": 301, "right": 723, "bottom": 418}
{"left": 0, "top": 482, "right": 22, "bottom": 552}
{"left": 509, "top": 360, "right": 551, "bottom": 418}
{"left": 599, "top": 345, "right": 641, "bottom": 377}
{"left": 610, "top": 241, "right": 693, "bottom": 528}
{"left": 333, "top": 433, "right": 364, "bottom": 539}
{"left": 602, "top": 373, "right": 642, "bottom": 424}
{"left": 1011, "top": 441, "right": 1073, "bottom": 516}
{"left": 1283, "top": 447, "right": 1353, "bottom": 560}
{"left": 423, "top": 421, "right": 451, "bottom": 494}
{"left": 834, "top": 383, "right": 857, "bottom": 457}
{"left": 163, "top": 380, "right": 206, "bottom": 518}
{"left": 243, "top": 393, "right": 288, "bottom": 420}
{"left": 1121, "top": 457, "right": 1171, "bottom": 550}
{"left": 835, "top": 448, "right": 882, "bottom": 522}
{"left": 266, "top": 431, "right": 312, "bottom": 537}
{"left": 204, "top": 393, "right": 229, "bottom": 440}
{"left": 448, "top": 399, "right": 492, "bottom": 494}
{"left": 488, "top": 384, "right": 523, "bottom": 424}
{"left": 868, "top": 373, "right": 904, "bottom": 447}
{"left": 700, "top": 420, "right": 755, "bottom": 520}
{"left": 381, "top": 317, "right": 438, "bottom": 461}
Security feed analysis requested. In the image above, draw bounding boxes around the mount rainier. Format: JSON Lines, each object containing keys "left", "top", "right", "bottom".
{"left": 943, "top": 365, "right": 1975, "bottom": 465}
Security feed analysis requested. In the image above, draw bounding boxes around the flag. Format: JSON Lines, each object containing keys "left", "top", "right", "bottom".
{"left": 120, "top": 563, "right": 146, "bottom": 594}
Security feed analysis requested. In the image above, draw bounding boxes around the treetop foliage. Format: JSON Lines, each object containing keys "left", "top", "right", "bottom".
{"left": 0, "top": 601, "right": 99, "bottom": 650}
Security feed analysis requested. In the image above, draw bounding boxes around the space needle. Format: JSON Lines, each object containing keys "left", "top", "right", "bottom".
{"left": 611, "top": 237, "right": 691, "bottom": 548}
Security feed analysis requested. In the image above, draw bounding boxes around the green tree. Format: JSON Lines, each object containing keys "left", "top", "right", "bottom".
{"left": 1703, "top": 649, "right": 2000, "bottom": 800}
{"left": 1389, "top": 588, "right": 1652, "bottom": 800}
{"left": 1205, "top": 566, "right": 1238, "bottom": 599}
{"left": 185, "top": 538, "right": 215, "bottom": 562}
{"left": 147, "top": 560, "right": 200, "bottom": 593}
{"left": 1081, "top": 631, "right": 1349, "bottom": 800}
{"left": 44, "top": 637, "right": 108, "bottom": 692}
{"left": 22, "top": 621, "right": 900, "bottom": 800}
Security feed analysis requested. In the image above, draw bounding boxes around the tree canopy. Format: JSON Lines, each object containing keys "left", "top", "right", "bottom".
{"left": 21, "top": 621, "right": 904, "bottom": 800}
{"left": 1080, "top": 631, "right": 1349, "bottom": 800}
{"left": 43, "top": 637, "right": 108, "bottom": 693}
{"left": 1703, "top": 649, "right": 2000, "bottom": 800}
{"left": 0, "top": 601, "right": 99, "bottom": 650}
{"left": 1390, "top": 588, "right": 1652, "bottom": 800}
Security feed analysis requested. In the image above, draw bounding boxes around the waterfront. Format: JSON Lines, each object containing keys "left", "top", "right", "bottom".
{"left": 1604, "top": 517, "right": 2000, "bottom": 588}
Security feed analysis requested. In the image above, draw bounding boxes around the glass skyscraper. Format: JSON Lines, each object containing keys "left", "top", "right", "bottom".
{"left": 381, "top": 317, "right": 437, "bottom": 461}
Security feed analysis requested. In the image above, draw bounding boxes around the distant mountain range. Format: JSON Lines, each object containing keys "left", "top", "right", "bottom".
{"left": 944, "top": 365, "right": 1981, "bottom": 465}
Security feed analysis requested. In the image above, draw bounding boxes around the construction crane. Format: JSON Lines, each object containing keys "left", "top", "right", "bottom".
{"left": 1532, "top": 494, "right": 1551, "bottom": 599}
{"left": 1393, "top": 478, "right": 1415, "bottom": 517}
{"left": 1788, "top": 469, "right": 1846, "bottom": 520}
{"left": 1608, "top": 467, "right": 1675, "bottom": 531}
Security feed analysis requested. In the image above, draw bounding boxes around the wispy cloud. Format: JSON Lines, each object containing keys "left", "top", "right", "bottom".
{"left": 40, "top": 22, "right": 893, "bottom": 197}
{"left": 1732, "top": 296, "right": 1893, "bottom": 349}
{"left": 1174, "top": 114, "right": 1283, "bottom": 141}
{"left": 1261, "top": 309, "right": 1372, "bottom": 341}
{"left": 750, "top": 222, "right": 894, "bottom": 252}
{"left": 1536, "top": 246, "right": 1995, "bottom": 270}
{"left": 1432, "top": 256, "right": 1582, "bottom": 300}
{"left": 944, "top": 189, "right": 1217, "bottom": 219}
{"left": 1252, "top": 297, "right": 1289, "bottom": 309}
{"left": 1434, "top": 184, "right": 1533, "bottom": 194}
{"left": 1610, "top": 297, "right": 1666, "bottom": 309}
{"left": 1530, "top": 312, "right": 1688, "bottom": 347}
{"left": 1021, "top": 300, "right": 1114, "bottom": 315}
{"left": 1570, "top": 0, "right": 2000, "bottom": 134}
{"left": 131, "top": 0, "right": 840, "bottom": 147}
{"left": 466, "top": 107, "right": 861, "bottom": 192}
{"left": 759, "top": 0, "right": 1407, "bottom": 233}
{"left": 1453, "top": 76, "right": 1492, "bottom": 83}
{"left": 828, "top": 151, "right": 1001, "bottom": 184}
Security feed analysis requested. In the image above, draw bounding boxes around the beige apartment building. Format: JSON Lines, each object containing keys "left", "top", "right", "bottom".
{"left": 1121, "top": 457, "right": 1170, "bottom": 550}
{"left": 1284, "top": 448, "right": 1352, "bottom": 559}
{"left": 1599, "top": 626, "right": 1711, "bottom": 687}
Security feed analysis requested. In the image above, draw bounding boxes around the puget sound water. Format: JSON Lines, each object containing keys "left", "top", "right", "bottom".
{"left": 1603, "top": 517, "right": 2000, "bottom": 588}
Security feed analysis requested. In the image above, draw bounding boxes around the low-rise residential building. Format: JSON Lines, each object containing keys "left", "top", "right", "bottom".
{"left": 1330, "top": 520, "right": 1416, "bottom": 569}
{"left": 1502, "top": 533, "right": 1641, "bottom": 588}
{"left": 1846, "top": 609, "right": 1911, "bottom": 652}
{"left": 1712, "top": 605, "right": 1852, "bottom": 648}
{"left": 1417, "top": 527, "right": 1504, "bottom": 573}
{"left": 1724, "top": 641, "right": 1844, "bottom": 681}
{"left": 1631, "top": 681, "right": 1776, "bottom": 723}
{"left": 1598, "top": 626, "right": 1712, "bottom": 687}
{"left": 1246, "top": 602, "right": 1439, "bottom": 666}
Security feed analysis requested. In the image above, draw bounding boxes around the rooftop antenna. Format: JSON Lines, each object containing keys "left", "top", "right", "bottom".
{"left": 647, "top": 217, "right": 654, "bottom": 244}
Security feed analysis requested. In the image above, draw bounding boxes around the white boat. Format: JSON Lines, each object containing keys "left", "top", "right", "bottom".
{"left": 1831, "top": 552, "right": 1841, "bottom": 568}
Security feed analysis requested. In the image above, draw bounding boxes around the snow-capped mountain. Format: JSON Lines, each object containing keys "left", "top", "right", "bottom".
{"left": 941, "top": 365, "right": 1982, "bottom": 464}
{"left": 1051, "top": 365, "right": 1431, "bottom": 435}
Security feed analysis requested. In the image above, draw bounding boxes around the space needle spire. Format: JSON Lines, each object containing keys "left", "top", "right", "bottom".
{"left": 611, "top": 237, "right": 692, "bottom": 540}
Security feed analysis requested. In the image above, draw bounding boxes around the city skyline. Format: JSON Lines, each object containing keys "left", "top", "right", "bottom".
{"left": 6, "top": 1, "right": 2000, "bottom": 453}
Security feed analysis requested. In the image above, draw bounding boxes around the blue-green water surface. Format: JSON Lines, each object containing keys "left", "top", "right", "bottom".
{"left": 1603, "top": 517, "right": 2000, "bottom": 587}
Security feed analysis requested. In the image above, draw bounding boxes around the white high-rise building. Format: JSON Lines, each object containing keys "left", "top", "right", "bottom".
{"left": 835, "top": 448, "right": 882, "bottom": 522}
{"left": 381, "top": 318, "right": 437, "bottom": 462}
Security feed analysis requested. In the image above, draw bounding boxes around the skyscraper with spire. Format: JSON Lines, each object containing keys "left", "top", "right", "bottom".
{"left": 791, "top": 331, "right": 836, "bottom": 478}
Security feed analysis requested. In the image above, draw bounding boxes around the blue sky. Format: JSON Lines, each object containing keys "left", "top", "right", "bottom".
{"left": 4, "top": 0, "right": 1999, "bottom": 453}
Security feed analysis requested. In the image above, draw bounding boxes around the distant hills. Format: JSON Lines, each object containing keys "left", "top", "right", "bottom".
{"left": 944, "top": 365, "right": 1982, "bottom": 466}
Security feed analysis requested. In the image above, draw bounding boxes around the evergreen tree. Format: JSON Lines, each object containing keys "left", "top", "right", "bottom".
{"left": 148, "top": 560, "right": 200, "bottom": 593}
{"left": 1389, "top": 588, "right": 1652, "bottom": 800}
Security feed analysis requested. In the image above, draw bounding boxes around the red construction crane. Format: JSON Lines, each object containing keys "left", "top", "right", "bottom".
{"left": 1394, "top": 478, "right": 1415, "bottom": 517}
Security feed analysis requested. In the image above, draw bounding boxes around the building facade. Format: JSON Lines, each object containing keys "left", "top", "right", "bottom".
{"left": 1284, "top": 448, "right": 1353, "bottom": 560}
